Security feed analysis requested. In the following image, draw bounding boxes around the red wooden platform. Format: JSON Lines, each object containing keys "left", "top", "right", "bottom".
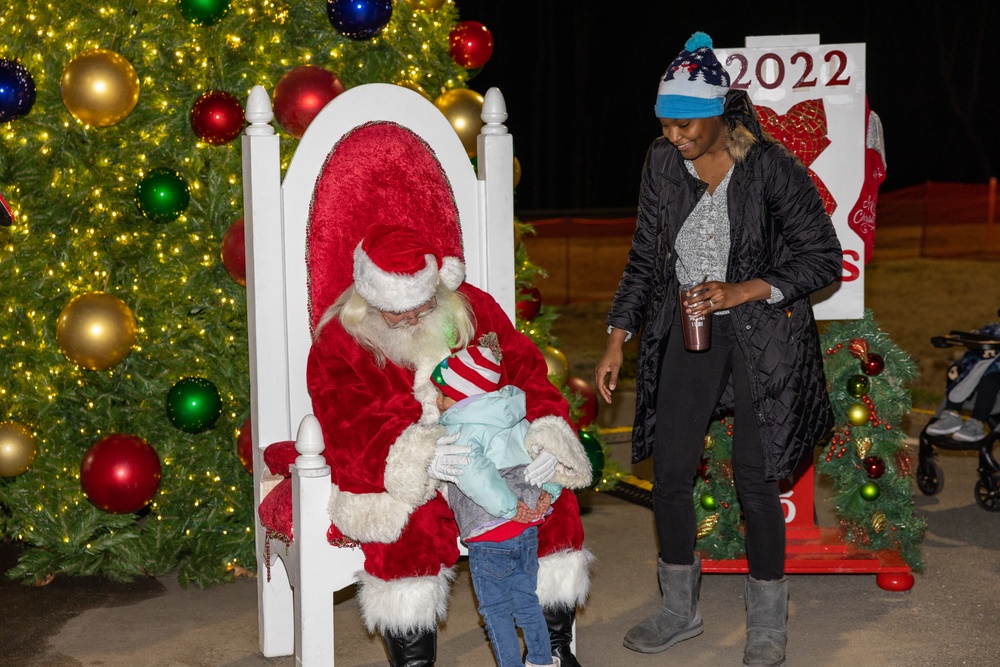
{"left": 699, "top": 462, "right": 915, "bottom": 591}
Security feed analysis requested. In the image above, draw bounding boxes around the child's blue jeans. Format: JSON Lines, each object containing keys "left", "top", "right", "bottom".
{"left": 467, "top": 526, "right": 552, "bottom": 667}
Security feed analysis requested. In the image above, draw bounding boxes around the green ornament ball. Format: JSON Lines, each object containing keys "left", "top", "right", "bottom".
{"left": 700, "top": 493, "right": 717, "bottom": 510}
{"left": 135, "top": 168, "right": 190, "bottom": 222}
{"left": 579, "top": 430, "right": 604, "bottom": 489}
{"left": 178, "top": 0, "right": 232, "bottom": 26}
{"left": 166, "top": 376, "right": 222, "bottom": 433}
{"left": 847, "top": 374, "right": 870, "bottom": 398}
{"left": 860, "top": 481, "right": 881, "bottom": 502}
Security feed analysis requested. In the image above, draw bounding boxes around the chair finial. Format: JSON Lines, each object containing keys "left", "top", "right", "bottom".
{"left": 246, "top": 85, "right": 276, "bottom": 136}
{"left": 480, "top": 87, "right": 508, "bottom": 136}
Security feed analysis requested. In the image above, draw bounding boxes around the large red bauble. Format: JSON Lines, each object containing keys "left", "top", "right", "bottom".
{"left": 515, "top": 286, "right": 541, "bottom": 322}
{"left": 448, "top": 21, "right": 494, "bottom": 70}
{"left": 272, "top": 66, "right": 345, "bottom": 139}
{"left": 80, "top": 434, "right": 162, "bottom": 514}
{"left": 566, "top": 376, "right": 599, "bottom": 428}
{"left": 189, "top": 90, "right": 244, "bottom": 145}
{"left": 221, "top": 217, "right": 246, "bottom": 286}
{"left": 862, "top": 352, "right": 885, "bottom": 376}
{"left": 236, "top": 415, "right": 253, "bottom": 474}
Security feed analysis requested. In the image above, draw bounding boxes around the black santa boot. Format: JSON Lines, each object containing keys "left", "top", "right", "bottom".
{"left": 543, "top": 606, "right": 582, "bottom": 667}
{"left": 382, "top": 628, "right": 437, "bottom": 667}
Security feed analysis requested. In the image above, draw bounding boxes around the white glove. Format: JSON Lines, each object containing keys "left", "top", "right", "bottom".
{"left": 426, "top": 433, "right": 471, "bottom": 483}
{"left": 524, "top": 451, "right": 558, "bottom": 487}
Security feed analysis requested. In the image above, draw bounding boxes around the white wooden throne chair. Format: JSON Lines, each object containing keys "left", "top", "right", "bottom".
{"left": 241, "top": 82, "right": 515, "bottom": 665}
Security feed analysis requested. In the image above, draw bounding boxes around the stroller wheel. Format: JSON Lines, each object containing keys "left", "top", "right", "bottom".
{"left": 916, "top": 458, "right": 944, "bottom": 495}
{"left": 974, "top": 475, "right": 1000, "bottom": 511}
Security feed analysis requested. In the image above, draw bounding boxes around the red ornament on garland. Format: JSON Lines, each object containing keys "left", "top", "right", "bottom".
{"left": 236, "top": 415, "right": 253, "bottom": 474}
{"left": 448, "top": 21, "right": 494, "bottom": 69}
{"left": 862, "top": 352, "right": 885, "bottom": 376}
{"left": 190, "top": 90, "right": 244, "bottom": 144}
{"left": 566, "top": 375, "right": 598, "bottom": 428}
{"left": 272, "top": 65, "right": 346, "bottom": 139}
{"left": 515, "top": 286, "right": 541, "bottom": 321}
{"left": 863, "top": 455, "right": 886, "bottom": 479}
{"left": 80, "top": 434, "right": 162, "bottom": 514}
{"left": 220, "top": 217, "right": 246, "bottom": 286}
{"left": 847, "top": 337, "right": 869, "bottom": 360}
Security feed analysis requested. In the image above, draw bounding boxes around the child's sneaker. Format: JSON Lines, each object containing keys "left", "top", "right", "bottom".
{"left": 926, "top": 410, "right": 964, "bottom": 436}
{"left": 952, "top": 419, "right": 987, "bottom": 442}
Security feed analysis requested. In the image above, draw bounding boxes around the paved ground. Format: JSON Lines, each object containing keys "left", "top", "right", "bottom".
{"left": 4, "top": 405, "right": 1000, "bottom": 666}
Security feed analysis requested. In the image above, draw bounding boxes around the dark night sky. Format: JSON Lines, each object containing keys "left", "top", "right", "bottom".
{"left": 457, "top": 1, "right": 999, "bottom": 215}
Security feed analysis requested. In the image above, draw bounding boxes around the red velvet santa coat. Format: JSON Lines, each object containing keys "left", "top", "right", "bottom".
{"left": 306, "top": 282, "right": 591, "bottom": 581}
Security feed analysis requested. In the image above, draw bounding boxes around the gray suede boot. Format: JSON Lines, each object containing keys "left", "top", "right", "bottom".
{"left": 743, "top": 576, "right": 788, "bottom": 667}
{"left": 623, "top": 556, "right": 703, "bottom": 653}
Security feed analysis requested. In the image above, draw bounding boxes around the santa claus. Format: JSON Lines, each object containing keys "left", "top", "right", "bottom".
{"left": 306, "top": 223, "right": 594, "bottom": 665}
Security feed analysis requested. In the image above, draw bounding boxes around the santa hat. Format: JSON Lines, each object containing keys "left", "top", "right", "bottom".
{"left": 431, "top": 340, "right": 502, "bottom": 402}
{"left": 353, "top": 223, "right": 465, "bottom": 312}
{"left": 655, "top": 31, "right": 730, "bottom": 119}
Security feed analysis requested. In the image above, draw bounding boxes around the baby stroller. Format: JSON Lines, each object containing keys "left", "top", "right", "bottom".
{"left": 916, "top": 313, "right": 1000, "bottom": 511}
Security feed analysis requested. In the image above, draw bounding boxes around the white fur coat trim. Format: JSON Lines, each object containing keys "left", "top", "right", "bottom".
{"left": 536, "top": 547, "right": 596, "bottom": 609}
{"left": 526, "top": 416, "right": 594, "bottom": 489}
{"left": 357, "top": 568, "right": 456, "bottom": 634}
{"left": 327, "top": 483, "right": 413, "bottom": 543}
{"left": 383, "top": 422, "right": 444, "bottom": 507}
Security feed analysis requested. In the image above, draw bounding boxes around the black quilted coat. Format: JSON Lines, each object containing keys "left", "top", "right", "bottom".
{"left": 606, "top": 90, "right": 842, "bottom": 481}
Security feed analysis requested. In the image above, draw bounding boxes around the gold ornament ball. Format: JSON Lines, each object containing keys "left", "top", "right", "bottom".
{"left": 0, "top": 421, "right": 37, "bottom": 478}
{"left": 433, "top": 88, "right": 484, "bottom": 158}
{"left": 847, "top": 401, "right": 869, "bottom": 426}
{"left": 56, "top": 292, "right": 137, "bottom": 370}
{"left": 542, "top": 346, "right": 569, "bottom": 387}
{"left": 61, "top": 49, "right": 140, "bottom": 127}
{"left": 513, "top": 156, "right": 522, "bottom": 189}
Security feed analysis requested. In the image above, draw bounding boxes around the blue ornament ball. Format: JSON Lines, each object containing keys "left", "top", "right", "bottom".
{"left": 0, "top": 59, "right": 36, "bottom": 122}
{"left": 326, "top": 0, "right": 393, "bottom": 40}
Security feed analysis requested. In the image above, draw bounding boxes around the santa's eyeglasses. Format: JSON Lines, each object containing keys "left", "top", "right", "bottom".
{"left": 380, "top": 296, "right": 437, "bottom": 329}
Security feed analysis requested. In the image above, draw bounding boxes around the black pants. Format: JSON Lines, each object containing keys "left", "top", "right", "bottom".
{"left": 652, "top": 311, "right": 785, "bottom": 581}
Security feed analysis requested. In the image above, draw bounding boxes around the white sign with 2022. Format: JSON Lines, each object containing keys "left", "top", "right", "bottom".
{"left": 716, "top": 36, "right": 867, "bottom": 320}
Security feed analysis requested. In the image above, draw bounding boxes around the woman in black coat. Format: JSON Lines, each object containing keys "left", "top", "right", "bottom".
{"left": 595, "top": 32, "right": 842, "bottom": 667}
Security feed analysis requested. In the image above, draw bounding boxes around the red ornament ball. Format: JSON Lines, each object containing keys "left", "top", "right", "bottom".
{"left": 863, "top": 455, "right": 886, "bottom": 479}
{"left": 847, "top": 337, "right": 869, "bottom": 361}
{"left": 862, "top": 352, "right": 885, "bottom": 376}
{"left": 515, "top": 286, "right": 541, "bottom": 322}
{"left": 80, "top": 434, "right": 162, "bottom": 514}
{"left": 566, "top": 375, "right": 598, "bottom": 428}
{"left": 236, "top": 415, "right": 253, "bottom": 474}
{"left": 272, "top": 65, "right": 346, "bottom": 139}
{"left": 221, "top": 217, "right": 246, "bottom": 286}
{"left": 190, "top": 90, "right": 244, "bottom": 144}
{"left": 448, "top": 21, "right": 494, "bottom": 69}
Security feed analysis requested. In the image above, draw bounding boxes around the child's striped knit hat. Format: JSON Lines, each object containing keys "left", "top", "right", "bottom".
{"left": 431, "top": 334, "right": 503, "bottom": 402}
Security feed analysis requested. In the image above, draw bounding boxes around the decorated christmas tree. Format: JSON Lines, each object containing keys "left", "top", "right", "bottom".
{"left": 1, "top": 0, "right": 614, "bottom": 586}
{"left": 0, "top": 0, "right": 504, "bottom": 585}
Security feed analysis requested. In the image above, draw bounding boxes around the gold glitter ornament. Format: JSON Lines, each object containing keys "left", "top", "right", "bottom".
{"left": 696, "top": 514, "right": 719, "bottom": 539}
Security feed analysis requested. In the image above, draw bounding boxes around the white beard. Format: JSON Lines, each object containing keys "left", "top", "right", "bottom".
{"left": 357, "top": 302, "right": 456, "bottom": 424}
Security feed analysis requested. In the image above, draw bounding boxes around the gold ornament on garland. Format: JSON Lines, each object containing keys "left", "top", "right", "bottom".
{"left": 60, "top": 49, "right": 140, "bottom": 127}
{"left": 855, "top": 436, "right": 873, "bottom": 459}
{"left": 703, "top": 434, "right": 715, "bottom": 450}
{"left": 0, "top": 421, "right": 37, "bottom": 477}
{"left": 56, "top": 292, "right": 137, "bottom": 370}
{"left": 847, "top": 401, "right": 869, "bottom": 426}
{"left": 871, "top": 511, "right": 887, "bottom": 533}
{"left": 696, "top": 513, "right": 719, "bottom": 539}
